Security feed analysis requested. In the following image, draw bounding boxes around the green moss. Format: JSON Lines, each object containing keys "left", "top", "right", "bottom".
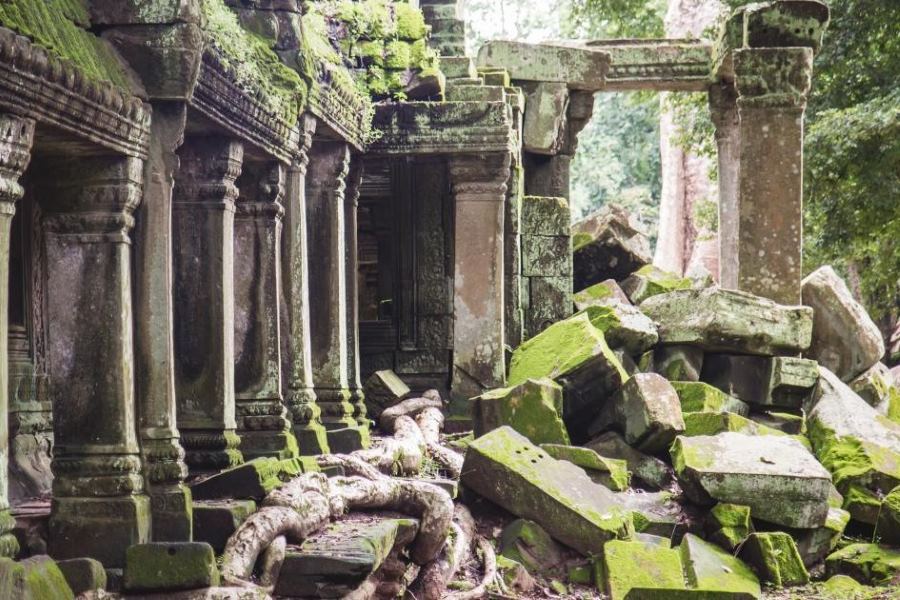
{"left": 826, "top": 543, "right": 900, "bottom": 586}
{"left": 743, "top": 532, "right": 809, "bottom": 587}
{"left": 626, "top": 265, "right": 692, "bottom": 302}
{"left": 355, "top": 40, "right": 385, "bottom": 66}
{"left": 680, "top": 534, "right": 760, "bottom": 596}
{"left": 602, "top": 539, "right": 687, "bottom": 598}
{"left": 573, "top": 232, "right": 593, "bottom": 251}
{"left": 0, "top": 0, "right": 133, "bottom": 89}
{"left": 540, "top": 444, "right": 630, "bottom": 491}
{"left": 682, "top": 411, "right": 786, "bottom": 438}
{"left": 395, "top": 2, "right": 427, "bottom": 39}
{"left": 707, "top": 503, "right": 751, "bottom": 549}
{"left": 671, "top": 381, "right": 746, "bottom": 414}
{"left": 124, "top": 543, "right": 219, "bottom": 592}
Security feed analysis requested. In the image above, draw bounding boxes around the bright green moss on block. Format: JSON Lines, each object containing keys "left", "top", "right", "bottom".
{"left": 124, "top": 543, "right": 220, "bottom": 592}
{"left": 680, "top": 533, "right": 761, "bottom": 597}
{"left": 473, "top": 378, "right": 570, "bottom": 446}
{"left": 740, "top": 532, "right": 809, "bottom": 588}
{"left": 624, "top": 265, "right": 692, "bottom": 304}
{"left": 0, "top": 0, "right": 133, "bottom": 89}
{"left": 826, "top": 543, "right": 900, "bottom": 586}
{"left": 682, "top": 411, "right": 785, "bottom": 438}
{"left": 572, "top": 232, "right": 593, "bottom": 251}
{"left": 384, "top": 40, "right": 411, "bottom": 69}
{"left": 671, "top": 381, "right": 748, "bottom": 415}
{"left": 395, "top": 2, "right": 427, "bottom": 39}
{"left": 0, "top": 556, "right": 74, "bottom": 600}
{"left": 540, "top": 444, "right": 631, "bottom": 491}
{"left": 602, "top": 539, "right": 686, "bottom": 599}
{"left": 819, "top": 575, "right": 875, "bottom": 599}
{"left": 706, "top": 503, "right": 752, "bottom": 550}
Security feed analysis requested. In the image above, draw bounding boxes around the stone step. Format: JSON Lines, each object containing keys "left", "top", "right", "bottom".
{"left": 193, "top": 499, "right": 257, "bottom": 554}
{"left": 274, "top": 513, "right": 419, "bottom": 598}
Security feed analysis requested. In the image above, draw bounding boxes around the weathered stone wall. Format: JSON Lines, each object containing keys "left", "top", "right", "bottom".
{"left": 521, "top": 196, "right": 573, "bottom": 339}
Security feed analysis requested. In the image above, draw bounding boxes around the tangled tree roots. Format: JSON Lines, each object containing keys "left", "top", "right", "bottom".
{"left": 445, "top": 536, "right": 498, "bottom": 600}
{"left": 408, "top": 504, "right": 476, "bottom": 600}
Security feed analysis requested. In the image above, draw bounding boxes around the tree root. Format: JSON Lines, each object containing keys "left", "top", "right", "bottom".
{"left": 417, "top": 407, "right": 464, "bottom": 478}
{"left": 444, "top": 536, "right": 497, "bottom": 600}
{"left": 407, "top": 504, "right": 476, "bottom": 600}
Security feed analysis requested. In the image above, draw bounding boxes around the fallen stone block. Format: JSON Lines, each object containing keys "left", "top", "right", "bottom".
{"left": 825, "top": 543, "right": 900, "bottom": 586}
{"left": 190, "top": 457, "right": 282, "bottom": 501}
{"left": 739, "top": 532, "right": 809, "bottom": 587}
{"left": 496, "top": 555, "right": 537, "bottom": 594}
{"left": 790, "top": 506, "right": 850, "bottom": 568}
{"left": 522, "top": 82, "right": 569, "bottom": 154}
{"left": 618, "top": 491, "right": 699, "bottom": 541}
{"left": 651, "top": 345, "right": 704, "bottom": 382}
{"left": 499, "top": 519, "right": 564, "bottom": 576}
{"left": 586, "top": 431, "right": 675, "bottom": 490}
{"left": 471, "top": 378, "right": 569, "bottom": 445}
{"left": 681, "top": 412, "right": 788, "bottom": 438}
{"left": 572, "top": 279, "right": 631, "bottom": 311}
{"left": 0, "top": 555, "right": 74, "bottom": 600}
{"left": 680, "top": 533, "right": 761, "bottom": 598}
{"left": 461, "top": 426, "right": 633, "bottom": 555}
{"left": 589, "top": 373, "right": 685, "bottom": 454}
{"left": 193, "top": 499, "right": 257, "bottom": 554}
{"left": 876, "top": 485, "right": 900, "bottom": 545}
{"left": 640, "top": 287, "right": 813, "bottom": 356}
{"left": 621, "top": 264, "right": 692, "bottom": 305}
{"left": 750, "top": 411, "right": 805, "bottom": 435}
{"left": 274, "top": 513, "right": 418, "bottom": 598}
{"left": 363, "top": 369, "right": 410, "bottom": 420}
{"left": 802, "top": 265, "right": 885, "bottom": 381}
{"left": 572, "top": 205, "right": 651, "bottom": 290}
{"left": 540, "top": 443, "right": 630, "bottom": 491}
{"left": 56, "top": 558, "right": 106, "bottom": 595}
{"left": 704, "top": 503, "right": 752, "bottom": 551}
{"left": 850, "top": 362, "right": 900, "bottom": 422}
{"left": 701, "top": 354, "right": 819, "bottom": 409}
{"left": 819, "top": 574, "right": 874, "bottom": 597}
{"left": 123, "top": 542, "right": 219, "bottom": 593}
{"left": 671, "top": 381, "right": 749, "bottom": 416}
{"left": 508, "top": 312, "right": 628, "bottom": 442}
{"left": 808, "top": 367, "right": 900, "bottom": 524}
{"left": 579, "top": 304, "right": 659, "bottom": 355}
{"left": 672, "top": 432, "right": 832, "bottom": 529}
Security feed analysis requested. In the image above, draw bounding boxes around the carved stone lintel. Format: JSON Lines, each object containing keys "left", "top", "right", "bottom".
{"left": 449, "top": 153, "right": 512, "bottom": 402}
{"left": 173, "top": 137, "right": 245, "bottom": 473}
{"left": 0, "top": 113, "right": 34, "bottom": 559}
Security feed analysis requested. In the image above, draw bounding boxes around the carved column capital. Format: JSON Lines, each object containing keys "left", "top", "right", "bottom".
{"left": 174, "top": 138, "right": 244, "bottom": 205}
{"left": 709, "top": 82, "right": 740, "bottom": 137}
{"left": 291, "top": 113, "right": 317, "bottom": 176}
{"left": 0, "top": 114, "right": 35, "bottom": 211}
{"left": 236, "top": 162, "right": 286, "bottom": 220}
{"left": 449, "top": 153, "right": 512, "bottom": 197}
{"left": 307, "top": 139, "right": 351, "bottom": 197}
{"left": 734, "top": 47, "right": 813, "bottom": 110}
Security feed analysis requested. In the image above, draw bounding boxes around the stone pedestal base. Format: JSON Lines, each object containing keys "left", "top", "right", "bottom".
{"left": 324, "top": 426, "right": 368, "bottom": 454}
{"left": 49, "top": 496, "right": 150, "bottom": 567}
{"left": 286, "top": 388, "right": 330, "bottom": 456}
{"left": 180, "top": 430, "right": 243, "bottom": 475}
{"left": 149, "top": 486, "right": 193, "bottom": 542}
{"left": 0, "top": 511, "right": 19, "bottom": 558}
{"left": 318, "top": 388, "right": 369, "bottom": 452}
{"left": 237, "top": 431, "right": 300, "bottom": 461}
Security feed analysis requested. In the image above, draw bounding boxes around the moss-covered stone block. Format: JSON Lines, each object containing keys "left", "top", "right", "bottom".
{"left": 681, "top": 533, "right": 761, "bottom": 597}
{"left": 791, "top": 506, "right": 850, "bottom": 567}
{"left": 384, "top": 40, "right": 411, "bottom": 69}
{"left": 472, "top": 378, "right": 569, "bottom": 445}
{"left": 702, "top": 354, "right": 819, "bottom": 409}
{"left": 573, "top": 279, "right": 631, "bottom": 311}
{"left": 522, "top": 235, "right": 571, "bottom": 277}
{"left": 672, "top": 432, "right": 832, "bottom": 529}
{"left": 739, "top": 532, "right": 808, "bottom": 588}
{"left": 572, "top": 205, "right": 652, "bottom": 289}
{"left": 193, "top": 499, "right": 257, "bottom": 554}
{"left": 641, "top": 287, "right": 813, "bottom": 356}
{"left": 540, "top": 443, "right": 630, "bottom": 491}
{"left": 56, "top": 558, "right": 105, "bottom": 596}
{"left": 499, "top": 519, "right": 564, "bottom": 575}
{"left": 461, "top": 427, "right": 633, "bottom": 556}
{"left": 601, "top": 538, "right": 687, "bottom": 599}
{"left": 577, "top": 304, "right": 659, "bottom": 356}
{"left": 0, "top": 555, "right": 74, "bottom": 600}
{"left": 672, "top": 381, "right": 749, "bottom": 416}
{"left": 652, "top": 345, "right": 704, "bottom": 382}
{"left": 395, "top": 1, "right": 426, "bottom": 39}
{"left": 621, "top": 265, "right": 692, "bottom": 304}
{"left": 586, "top": 431, "right": 675, "bottom": 490}
{"left": 876, "top": 485, "right": 900, "bottom": 545}
{"left": 682, "top": 412, "right": 788, "bottom": 438}
{"left": 826, "top": 543, "right": 900, "bottom": 586}
{"left": 705, "top": 503, "right": 752, "bottom": 551}
{"left": 123, "top": 542, "right": 219, "bottom": 592}
{"left": 618, "top": 491, "right": 691, "bottom": 540}
{"left": 190, "top": 456, "right": 282, "bottom": 501}
{"left": 522, "top": 196, "right": 570, "bottom": 237}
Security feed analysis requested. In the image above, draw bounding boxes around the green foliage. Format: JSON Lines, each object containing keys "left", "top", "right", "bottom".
{"left": 562, "top": 0, "right": 666, "bottom": 38}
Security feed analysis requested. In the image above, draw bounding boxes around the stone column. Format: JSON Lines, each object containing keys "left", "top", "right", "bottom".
{"left": 0, "top": 114, "right": 34, "bottom": 558}
{"left": 732, "top": 47, "right": 813, "bottom": 305}
{"left": 133, "top": 103, "right": 192, "bottom": 542}
{"left": 306, "top": 140, "right": 366, "bottom": 452}
{"left": 234, "top": 162, "right": 297, "bottom": 460}
{"left": 41, "top": 155, "right": 150, "bottom": 567}
{"left": 709, "top": 82, "right": 741, "bottom": 291}
{"left": 173, "top": 138, "right": 244, "bottom": 474}
{"left": 281, "top": 117, "right": 329, "bottom": 455}
{"left": 344, "top": 158, "right": 370, "bottom": 436}
{"left": 449, "top": 153, "right": 511, "bottom": 401}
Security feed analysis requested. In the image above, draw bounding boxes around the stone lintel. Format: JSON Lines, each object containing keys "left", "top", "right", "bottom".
{"left": 585, "top": 39, "right": 712, "bottom": 92}
{"left": 369, "top": 101, "right": 516, "bottom": 156}
{"left": 477, "top": 41, "right": 609, "bottom": 90}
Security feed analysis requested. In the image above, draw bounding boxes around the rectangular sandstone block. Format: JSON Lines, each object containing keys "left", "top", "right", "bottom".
{"left": 522, "top": 236, "right": 571, "bottom": 277}
{"left": 522, "top": 196, "right": 571, "bottom": 236}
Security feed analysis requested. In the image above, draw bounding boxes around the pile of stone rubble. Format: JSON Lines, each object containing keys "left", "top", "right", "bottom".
{"left": 457, "top": 207, "right": 900, "bottom": 598}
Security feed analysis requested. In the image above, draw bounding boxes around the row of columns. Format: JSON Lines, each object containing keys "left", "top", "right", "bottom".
{"left": 0, "top": 110, "right": 370, "bottom": 565}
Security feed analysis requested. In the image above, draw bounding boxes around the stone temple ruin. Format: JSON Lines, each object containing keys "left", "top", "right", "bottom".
{"left": 1, "top": 0, "right": 899, "bottom": 598}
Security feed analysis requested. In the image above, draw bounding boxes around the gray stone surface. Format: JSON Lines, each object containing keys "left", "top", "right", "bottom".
{"left": 672, "top": 432, "right": 832, "bottom": 529}
{"left": 572, "top": 205, "right": 652, "bottom": 290}
{"left": 640, "top": 287, "right": 813, "bottom": 356}
{"left": 652, "top": 345, "right": 704, "bottom": 382}
{"left": 586, "top": 431, "right": 675, "bottom": 490}
{"left": 362, "top": 369, "right": 410, "bottom": 421}
{"left": 802, "top": 266, "right": 885, "bottom": 381}
{"left": 579, "top": 304, "right": 659, "bottom": 356}
{"left": 461, "top": 427, "right": 633, "bottom": 555}
{"left": 701, "top": 354, "right": 819, "bottom": 409}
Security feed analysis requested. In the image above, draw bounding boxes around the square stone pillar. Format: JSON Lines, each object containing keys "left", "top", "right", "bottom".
{"left": 40, "top": 155, "right": 150, "bottom": 567}
{"left": 449, "top": 153, "right": 511, "bottom": 401}
{"left": 280, "top": 117, "right": 329, "bottom": 455}
{"left": 731, "top": 47, "right": 813, "bottom": 305}
{"left": 133, "top": 103, "right": 191, "bottom": 541}
{"left": 343, "top": 158, "right": 370, "bottom": 436}
{"left": 306, "top": 139, "right": 367, "bottom": 453}
{"left": 0, "top": 114, "right": 34, "bottom": 558}
{"left": 173, "top": 138, "right": 244, "bottom": 474}
{"left": 234, "top": 162, "right": 298, "bottom": 460}
{"left": 709, "top": 82, "right": 741, "bottom": 291}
